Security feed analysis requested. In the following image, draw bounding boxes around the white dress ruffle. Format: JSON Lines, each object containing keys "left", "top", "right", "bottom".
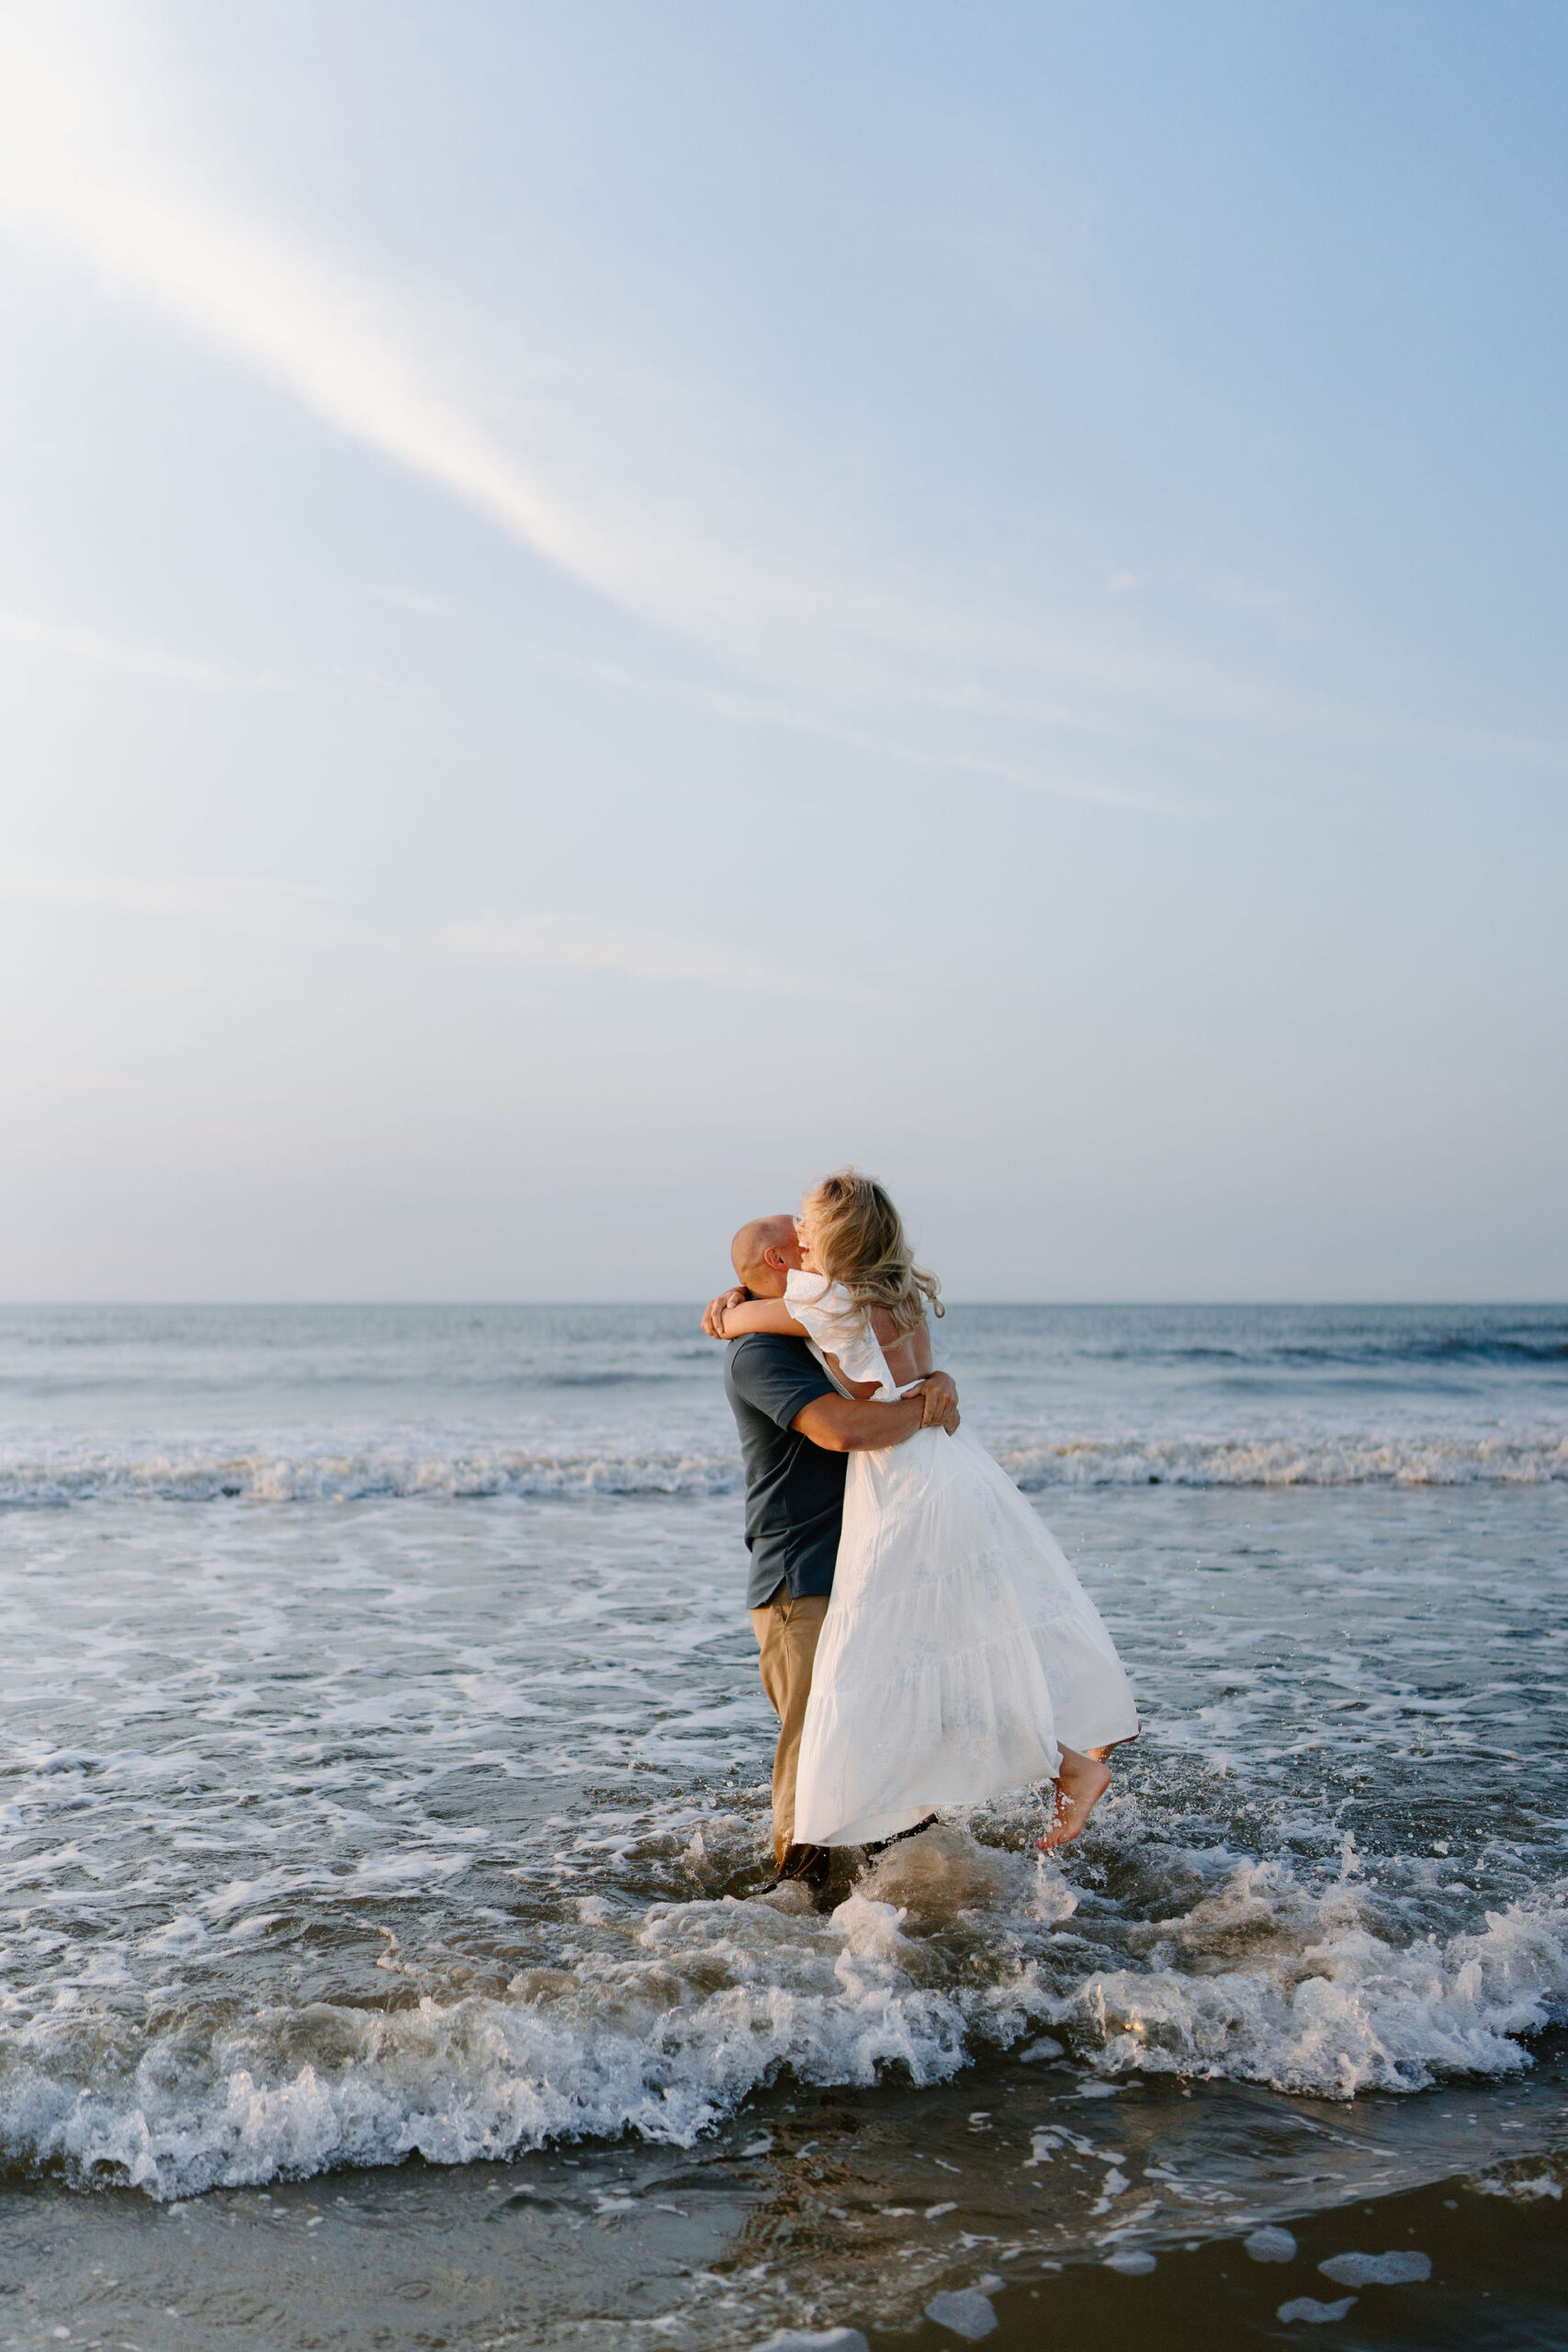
{"left": 786, "top": 1272, "right": 1139, "bottom": 1848}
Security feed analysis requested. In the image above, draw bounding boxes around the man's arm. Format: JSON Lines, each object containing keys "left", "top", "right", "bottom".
{"left": 793, "top": 1374, "right": 959, "bottom": 1453}
{"left": 711, "top": 1295, "right": 807, "bottom": 1340}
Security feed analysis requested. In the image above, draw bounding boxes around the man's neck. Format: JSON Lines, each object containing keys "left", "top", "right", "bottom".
{"left": 739, "top": 1270, "right": 789, "bottom": 1301}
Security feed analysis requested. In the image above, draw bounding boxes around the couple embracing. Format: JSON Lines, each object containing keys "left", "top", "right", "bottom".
{"left": 705, "top": 1168, "right": 1139, "bottom": 1895}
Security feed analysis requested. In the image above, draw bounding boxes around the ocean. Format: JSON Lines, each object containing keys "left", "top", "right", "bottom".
{"left": 0, "top": 1302, "right": 1564, "bottom": 2349}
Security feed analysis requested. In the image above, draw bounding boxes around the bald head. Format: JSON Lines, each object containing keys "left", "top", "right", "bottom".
{"left": 731, "top": 1213, "right": 801, "bottom": 1297}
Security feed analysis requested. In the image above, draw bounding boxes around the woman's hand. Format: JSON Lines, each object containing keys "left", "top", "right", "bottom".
{"left": 915, "top": 1371, "right": 961, "bottom": 1432}
{"left": 702, "top": 1287, "right": 747, "bottom": 1339}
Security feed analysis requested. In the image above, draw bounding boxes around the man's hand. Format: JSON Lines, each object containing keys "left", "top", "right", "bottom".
{"left": 793, "top": 1373, "right": 958, "bottom": 1454}
{"left": 702, "top": 1286, "right": 747, "bottom": 1340}
{"left": 915, "top": 1370, "right": 960, "bottom": 1433}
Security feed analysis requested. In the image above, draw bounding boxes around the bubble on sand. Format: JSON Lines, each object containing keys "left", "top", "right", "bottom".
{"left": 924, "top": 2286, "right": 998, "bottom": 2338}
{"left": 1104, "top": 2249, "right": 1157, "bottom": 2274}
{"left": 1278, "top": 2297, "right": 1357, "bottom": 2324}
{"left": 1318, "top": 2250, "right": 1431, "bottom": 2287}
{"left": 1246, "top": 2226, "right": 1298, "bottom": 2262}
{"left": 755, "top": 2332, "right": 870, "bottom": 2352}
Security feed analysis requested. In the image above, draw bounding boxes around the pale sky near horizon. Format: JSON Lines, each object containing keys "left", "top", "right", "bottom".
{"left": 1, "top": 0, "right": 1564, "bottom": 1302}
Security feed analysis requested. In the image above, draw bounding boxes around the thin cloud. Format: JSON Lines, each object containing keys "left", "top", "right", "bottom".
{"left": 0, "top": 8, "right": 1316, "bottom": 753}
{"left": 0, "top": 607, "right": 440, "bottom": 704}
{"left": 435, "top": 911, "right": 827, "bottom": 997}
{"left": 0, "top": 609, "right": 237, "bottom": 688}
{"left": 374, "top": 588, "right": 448, "bottom": 618}
{"left": 0, "top": 14, "right": 680, "bottom": 646}
{"left": 5, "top": 864, "right": 825, "bottom": 994}
{"left": 3, "top": 8, "right": 1554, "bottom": 786}
{"left": 531, "top": 650, "right": 1193, "bottom": 814}
{"left": 3, "top": 864, "right": 330, "bottom": 928}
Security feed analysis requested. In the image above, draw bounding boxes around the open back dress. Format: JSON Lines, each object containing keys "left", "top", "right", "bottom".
{"left": 787, "top": 1272, "right": 1139, "bottom": 1848}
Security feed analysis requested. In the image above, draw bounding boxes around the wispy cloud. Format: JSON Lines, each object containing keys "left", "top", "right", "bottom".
{"left": 434, "top": 911, "right": 827, "bottom": 996}
{"left": 528, "top": 650, "right": 1195, "bottom": 813}
{"left": 0, "top": 12, "right": 694, "bottom": 646}
{"left": 0, "top": 6, "right": 1297, "bottom": 757}
{"left": 5, "top": 860, "right": 823, "bottom": 994}
{"left": 2, "top": 6, "right": 1555, "bottom": 794}
{"left": 374, "top": 588, "right": 448, "bottom": 619}
{"left": 0, "top": 609, "right": 238, "bottom": 687}
{"left": 2, "top": 863, "right": 331, "bottom": 929}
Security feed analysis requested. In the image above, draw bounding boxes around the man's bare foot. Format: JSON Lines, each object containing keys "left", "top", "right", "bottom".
{"left": 1036, "top": 1747, "right": 1111, "bottom": 1851}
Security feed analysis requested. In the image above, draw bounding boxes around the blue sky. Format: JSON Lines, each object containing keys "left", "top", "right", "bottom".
{"left": 1, "top": 1, "right": 1563, "bottom": 1299}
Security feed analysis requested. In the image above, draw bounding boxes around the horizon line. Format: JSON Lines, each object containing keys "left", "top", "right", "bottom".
{"left": 1, "top": 1297, "right": 1562, "bottom": 1313}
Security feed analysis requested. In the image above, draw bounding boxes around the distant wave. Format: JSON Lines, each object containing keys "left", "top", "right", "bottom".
{"left": 1, "top": 1427, "right": 1564, "bottom": 1505}
{"left": 1098, "top": 1330, "right": 1568, "bottom": 1370}
{"left": 998, "top": 1431, "right": 1568, "bottom": 1488}
{"left": 0, "top": 1443, "right": 739, "bottom": 1506}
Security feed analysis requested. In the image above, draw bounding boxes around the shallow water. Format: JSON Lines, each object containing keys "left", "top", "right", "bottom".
{"left": 0, "top": 1305, "right": 1563, "bottom": 2344}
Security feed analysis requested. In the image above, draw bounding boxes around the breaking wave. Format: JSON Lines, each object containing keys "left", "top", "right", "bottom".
{"left": 2, "top": 1427, "right": 1564, "bottom": 1506}
{"left": 997, "top": 1430, "right": 1568, "bottom": 1489}
{"left": 0, "top": 1439, "right": 741, "bottom": 1506}
{"left": 2, "top": 1820, "right": 1564, "bottom": 2202}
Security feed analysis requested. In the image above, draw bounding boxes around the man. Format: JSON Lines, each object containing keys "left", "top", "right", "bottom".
{"left": 704, "top": 1214, "right": 960, "bottom": 1893}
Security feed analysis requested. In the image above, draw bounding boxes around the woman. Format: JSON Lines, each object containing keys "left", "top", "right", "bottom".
{"left": 707, "top": 1169, "right": 1138, "bottom": 1852}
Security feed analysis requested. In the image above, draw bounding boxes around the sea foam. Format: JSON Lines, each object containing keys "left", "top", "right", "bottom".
{"left": 1, "top": 1427, "right": 1563, "bottom": 1506}
{"left": 2, "top": 1836, "right": 1563, "bottom": 2201}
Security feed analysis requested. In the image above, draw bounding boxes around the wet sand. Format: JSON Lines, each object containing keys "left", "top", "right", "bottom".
{"left": 979, "top": 2170, "right": 1568, "bottom": 2349}
{"left": 3, "top": 2039, "right": 1562, "bottom": 2349}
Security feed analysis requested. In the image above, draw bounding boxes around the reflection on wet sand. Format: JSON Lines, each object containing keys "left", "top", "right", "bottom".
{"left": 2, "top": 2045, "right": 1562, "bottom": 2346}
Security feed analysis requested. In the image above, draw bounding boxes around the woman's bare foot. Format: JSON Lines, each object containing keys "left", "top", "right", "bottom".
{"left": 1036, "top": 1747, "right": 1111, "bottom": 1851}
{"left": 1086, "top": 1722, "right": 1143, "bottom": 1763}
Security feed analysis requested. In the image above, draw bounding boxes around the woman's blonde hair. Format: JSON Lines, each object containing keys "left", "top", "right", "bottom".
{"left": 802, "top": 1168, "right": 942, "bottom": 1332}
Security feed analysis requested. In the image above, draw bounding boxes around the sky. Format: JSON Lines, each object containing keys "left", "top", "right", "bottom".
{"left": 1, "top": 0, "right": 1564, "bottom": 1302}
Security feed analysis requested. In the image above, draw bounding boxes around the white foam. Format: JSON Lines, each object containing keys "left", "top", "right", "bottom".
{"left": 0, "top": 1436, "right": 741, "bottom": 1506}
{"left": 2, "top": 1423, "right": 1564, "bottom": 1506}
{"left": 998, "top": 1431, "right": 1568, "bottom": 1489}
{"left": 1472, "top": 2171, "right": 1562, "bottom": 2200}
{"left": 755, "top": 2333, "right": 870, "bottom": 2352}
{"left": 1050, "top": 1859, "right": 1568, "bottom": 2095}
{"left": 4, "top": 1831, "right": 1565, "bottom": 2201}
{"left": 0, "top": 1889, "right": 976, "bottom": 2197}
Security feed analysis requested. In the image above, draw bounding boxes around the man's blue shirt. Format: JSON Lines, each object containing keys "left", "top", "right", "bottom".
{"left": 724, "top": 1331, "right": 845, "bottom": 1609}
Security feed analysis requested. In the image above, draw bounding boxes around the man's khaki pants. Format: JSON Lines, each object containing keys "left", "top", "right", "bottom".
{"left": 750, "top": 1588, "right": 829, "bottom": 1867}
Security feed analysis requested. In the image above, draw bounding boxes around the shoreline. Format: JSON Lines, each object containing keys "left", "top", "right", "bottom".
{"left": 3, "top": 2041, "right": 1564, "bottom": 2348}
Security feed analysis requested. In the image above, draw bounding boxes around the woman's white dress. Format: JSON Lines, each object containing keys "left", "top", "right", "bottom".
{"left": 788, "top": 1273, "right": 1139, "bottom": 1848}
